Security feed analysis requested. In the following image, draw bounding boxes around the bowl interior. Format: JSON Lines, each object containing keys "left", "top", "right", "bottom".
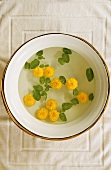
{"left": 18, "top": 46, "right": 95, "bottom": 124}
{"left": 4, "top": 34, "right": 109, "bottom": 138}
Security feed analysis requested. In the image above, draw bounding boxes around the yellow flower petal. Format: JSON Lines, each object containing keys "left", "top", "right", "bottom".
{"left": 33, "top": 67, "right": 44, "bottom": 78}
{"left": 49, "top": 110, "right": 59, "bottom": 122}
{"left": 43, "top": 66, "right": 54, "bottom": 78}
{"left": 46, "top": 99, "right": 57, "bottom": 110}
{"left": 77, "top": 92, "right": 88, "bottom": 103}
{"left": 37, "top": 107, "right": 48, "bottom": 120}
{"left": 23, "top": 94, "right": 36, "bottom": 106}
{"left": 50, "top": 78, "right": 62, "bottom": 89}
{"left": 66, "top": 78, "right": 78, "bottom": 90}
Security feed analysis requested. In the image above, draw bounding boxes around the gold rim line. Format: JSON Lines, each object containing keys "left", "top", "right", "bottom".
{"left": 1, "top": 33, "right": 110, "bottom": 141}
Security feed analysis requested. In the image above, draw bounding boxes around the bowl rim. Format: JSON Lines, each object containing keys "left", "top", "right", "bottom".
{"left": 1, "top": 33, "right": 110, "bottom": 141}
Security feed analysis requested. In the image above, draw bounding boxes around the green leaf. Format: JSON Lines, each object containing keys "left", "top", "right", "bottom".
{"left": 38, "top": 56, "right": 45, "bottom": 60}
{"left": 46, "top": 78, "right": 51, "bottom": 84}
{"left": 39, "top": 64, "right": 45, "bottom": 68}
{"left": 89, "top": 93, "right": 94, "bottom": 101}
{"left": 33, "top": 90, "right": 41, "bottom": 101}
{"left": 45, "top": 87, "right": 49, "bottom": 91}
{"left": 59, "top": 76, "right": 66, "bottom": 84}
{"left": 36, "top": 50, "right": 43, "bottom": 56}
{"left": 71, "top": 98, "right": 79, "bottom": 105}
{"left": 61, "top": 108, "right": 65, "bottom": 112}
{"left": 62, "top": 53, "right": 70, "bottom": 63}
{"left": 86, "top": 68, "right": 94, "bottom": 82}
{"left": 62, "top": 103, "right": 73, "bottom": 111}
{"left": 41, "top": 91, "right": 47, "bottom": 100}
{"left": 58, "top": 58, "right": 65, "bottom": 65}
{"left": 45, "top": 84, "right": 51, "bottom": 87}
{"left": 33, "top": 85, "right": 43, "bottom": 91}
{"left": 63, "top": 48, "right": 72, "bottom": 54}
{"left": 45, "top": 64, "right": 49, "bottom": 67}
{"left": 59, "top": 113, "right": 67, "bottom": 121}
{"left": 41, "top": 91, "right": 47, "bottom": 96}
{"left": 24, "top": 62, "right": 30, "bottom": 69}
{"left": 39, "top": 77, "right": 45, "bottom": 84}
{"left": 30, "top": 59, "right": 40, "bottom": 69}
{"left": 73, "top": 89, "right": 79, "bottom": 96}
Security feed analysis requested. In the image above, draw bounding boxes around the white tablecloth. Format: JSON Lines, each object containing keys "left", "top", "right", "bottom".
{"left": 0, "top": 0, "right": 111, "bottom": 169}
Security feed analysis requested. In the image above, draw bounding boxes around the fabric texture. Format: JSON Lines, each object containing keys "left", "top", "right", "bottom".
{"left": 0, "top": 0, "right": 111, "bottom": 169}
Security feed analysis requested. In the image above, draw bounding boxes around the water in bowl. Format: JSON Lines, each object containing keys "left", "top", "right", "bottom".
{"left": 18, "top": 47, "right": 95, "bottom": 124}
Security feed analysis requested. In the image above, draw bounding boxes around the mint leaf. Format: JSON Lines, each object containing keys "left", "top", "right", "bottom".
{"left": 38, "top": 56, "right": 45, "bottom": 60}
{"left": 36, "top": 50, "right": 43, "bottom": 56}
{"left": 33, "top": 90, "right": 41, "bottom": 101}
{"left": 33, "top": 85, "right": 43, "bottom": 91}
{"left": 46, "top": 78, "right": 51, "bottom": 84}
{"left": 58, "top": 58, "right": 65, "bottom": 65}
{"left": 59, "top": 76, "right": 66, "bottom": 84}
{"left": 45, "top": 64, "right": 49, "bottom": 67}
{"left": 45, "top": 84, "right": 51, "bottom": 91}
{"left": 61, "top": 108, "right": 65, "bottom": 112}
{"left": 39, "top": 64, "right": 45, "bottom": 68}
{"left": 39, "top": 77, "right": 45, "bottom": 84}
{"left": 62, "top": 53, "right": 70, "bottom": 63}
{"left": 86, "top": 68, "right": 94, "bottom": 82}
{"left": 41, "top": 91, "right": 47, "bottom": 100}
{"left": 45, "top": 84, "right": 51, "bottom": 88}
{"left": 24, "top": 62, "right": 30, "bottom": 69}
{"left": 40, "top": 91, "right": 47, "bottom": 100}
{"left": 73, "top": 89, "right": 79, "bottom": 96}
{"left": 41, "top": 91, "right": 47, "bottom": 96}
{"left": 63, "top": 48, "right": 72, "bottom": 54}
{"left": 30, "top": 59, "right": 40, "bottom": 69}
{"left": 45, "top": 87, "right": 49, "bottom": 91}
{"left": 62, "top": 103, "right": 73, "bottom": 110}
{"left": 59, "top": 113, "right": 67, "bottom": 121}
{"left": 71, "top": 98, "right": 79, "bottom": 105}
{"left": 89, "top": 93, "right": 94, "bottom": 101}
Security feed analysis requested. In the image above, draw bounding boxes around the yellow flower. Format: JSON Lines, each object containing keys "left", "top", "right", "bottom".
{"left": 49, "top": 110, "right": 60, "bottom": 122}
{"left": 50, "top": 78, "right": 62, "bottom": 89}
{"left": 23, "top": 94, "right": 36, "bottom": 106}
{"left": 66, "top": 78, "right": 78, "bottom": 90}
{"left": 46, "top": 99, "right": 57, "bottom": 110}
{"left": 37, "top": 107, "right": 48, "bottom": 120}
{"left": 33, "top": 67, "right": 44, "bottom": 78}
{"left": 43, "top": 66, "right": 54, "bottom": 78}
{"left": 77, "top": 92, "right": 88, "bottom": 103}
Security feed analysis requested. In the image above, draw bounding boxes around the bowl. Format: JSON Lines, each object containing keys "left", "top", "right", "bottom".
{"left": 1, "top": 33, "right": 110, "bottom": 140}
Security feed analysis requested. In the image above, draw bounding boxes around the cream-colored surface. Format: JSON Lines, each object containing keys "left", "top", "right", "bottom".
{"left": 0, "top": 0, "right": 111, "bottom": 169}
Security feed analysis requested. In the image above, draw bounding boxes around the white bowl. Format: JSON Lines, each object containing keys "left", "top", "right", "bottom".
{"left": 1, "top": 33, "right": 110, "bottom": 140}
